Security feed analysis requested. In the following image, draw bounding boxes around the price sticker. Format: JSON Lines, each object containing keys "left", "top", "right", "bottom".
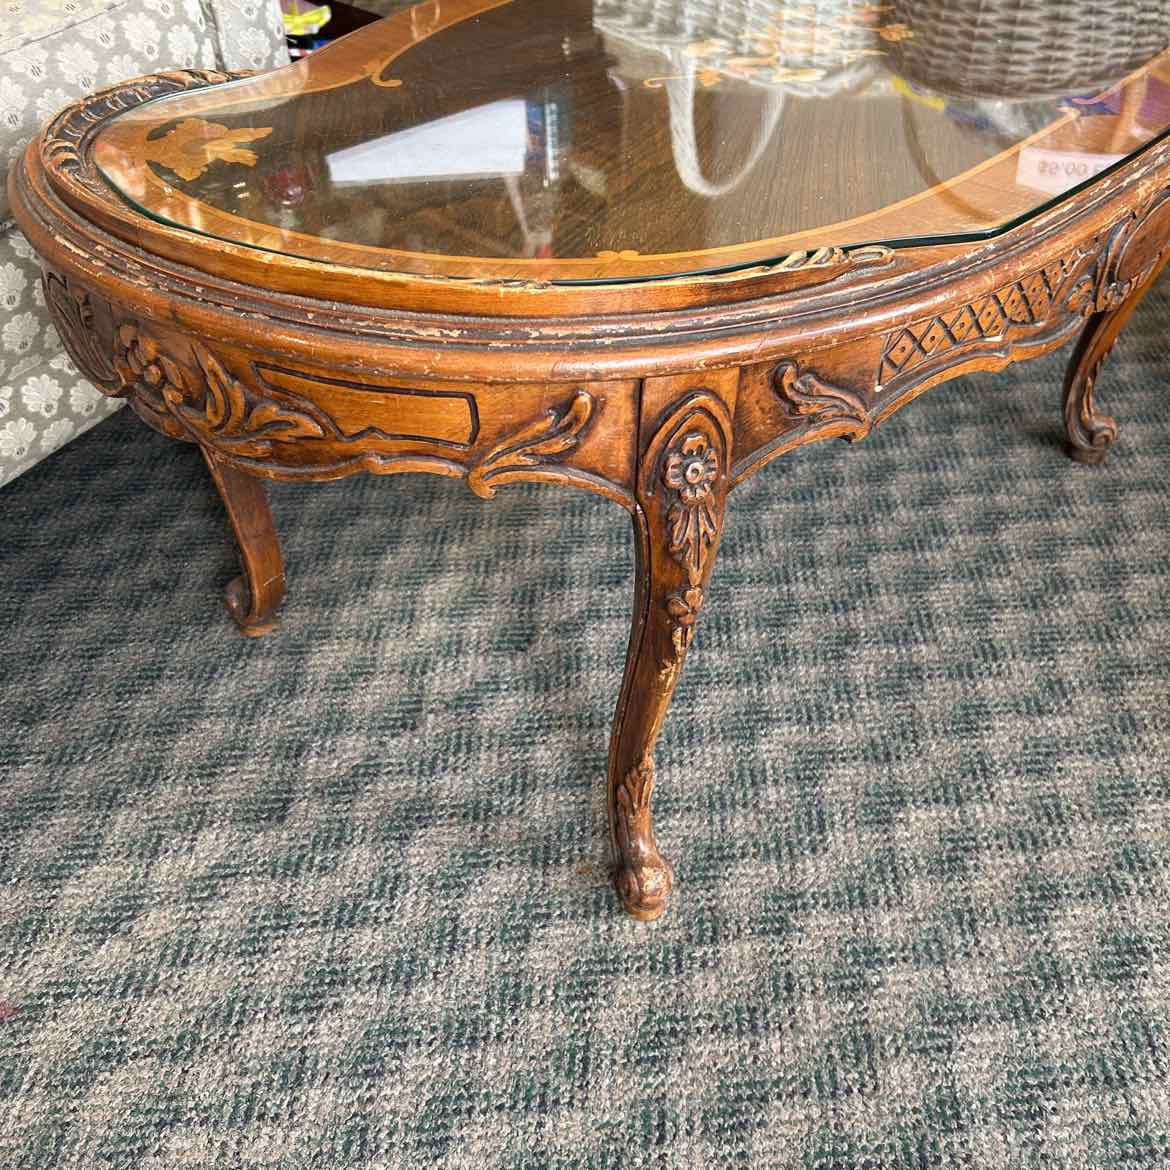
{"left": 1016, "top": 147, "right": 1125, "bottom": 196}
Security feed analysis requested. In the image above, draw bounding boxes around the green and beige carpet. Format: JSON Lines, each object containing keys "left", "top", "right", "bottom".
{"left": 1, "top": 278, "right": 1169, "bottom": 1168}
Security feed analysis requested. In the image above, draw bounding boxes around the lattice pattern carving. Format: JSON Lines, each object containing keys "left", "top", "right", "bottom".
{"left": 879, "top": 256, "right": 1083, "bottom": 384}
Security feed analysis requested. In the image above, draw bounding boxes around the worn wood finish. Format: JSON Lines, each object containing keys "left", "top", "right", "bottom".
{"left": 201, "top": 448, "right": 286, "bottom": 636}
{"left": 608, "top": 370, "right": 736, "bottom": 920}
{"left": 1064, "top": 252, "right": 1170, "bottom": 464}
{"left": 13, "top": 67, "right": 1170, "bottom": 920}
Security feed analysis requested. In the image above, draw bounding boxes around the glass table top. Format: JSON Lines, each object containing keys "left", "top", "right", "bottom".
{"left": 91, "top": 0, "right": 1170, "bottom": 283}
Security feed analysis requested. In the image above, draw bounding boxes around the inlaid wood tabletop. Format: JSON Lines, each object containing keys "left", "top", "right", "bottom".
{"left": 13, "top": 0, "right": 1170, "bottom": 918}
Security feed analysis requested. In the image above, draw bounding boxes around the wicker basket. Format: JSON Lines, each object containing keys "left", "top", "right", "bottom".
{"left": 592, "top": 0, "right": 884, "bottom": 84}
{"left": 590, "top": 0, "right": 886, "bottom": 196}
{"left": 891, "top": 0, "right": 1170, "bottom": 100}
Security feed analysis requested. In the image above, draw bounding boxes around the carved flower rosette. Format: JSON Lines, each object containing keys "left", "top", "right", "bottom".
{"left": 113, "top": 324, "right": 329, "bottom": 459}
{"left": 663, "top": 431, "right": 720, "bottom": 656}
{"left": 643, "top": 395, "right": 731, "bottom": 666}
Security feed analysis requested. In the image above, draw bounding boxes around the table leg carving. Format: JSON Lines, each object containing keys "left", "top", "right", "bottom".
{"left": 1065, "top": 210, "right": 1170, "bottom": 464}
{"left": 1063, "top": 305, "right": 1126, "bottom": 465}
{"left": 201, "top": 447, "right": 286, "bottom": 637}
{"left": 608, "top": 390, "right": 732, "bottom": 920}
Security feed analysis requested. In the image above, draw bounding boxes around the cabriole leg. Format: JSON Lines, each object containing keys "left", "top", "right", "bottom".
{"left": 1064, "top": 257, "right": 1169, "bottom": 464}
{"left": 1063, "top": 307, "right": 1124, "bottom": 464}
{"left": 201, "top": 447, "right": 285, "bottom": 637}
{"left": 608, "top": 385, "right": 733, "bottom": 920}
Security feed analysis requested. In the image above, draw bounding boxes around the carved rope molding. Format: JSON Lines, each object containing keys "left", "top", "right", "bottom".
{"left": 35, "top": 69, "right": 899, "bottom": 293}
{"left": 42, "top": 70, "right": 236, "bottom": 191}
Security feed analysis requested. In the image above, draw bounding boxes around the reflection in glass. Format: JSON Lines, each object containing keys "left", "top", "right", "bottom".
{"left": 92, "top": 0, "right": 1170, "bottom": 281}
{"left": 326, "top": 100, "right": 530, "bottom": 185}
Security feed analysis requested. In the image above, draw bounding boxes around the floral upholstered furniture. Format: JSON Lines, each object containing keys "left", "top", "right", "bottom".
{"left": 0, "top": 0, "right": 288, "bottom": 488}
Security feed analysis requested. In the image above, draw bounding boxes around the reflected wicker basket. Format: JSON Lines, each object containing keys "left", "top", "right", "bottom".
{"left": 592, "top": 0, "right": 885, "bottom": 88}
{"left": 590, "top": 0, "right": 888, "bottom": 197}
{"left": 892, "top": 0, "right": 1170, "bottom": 99}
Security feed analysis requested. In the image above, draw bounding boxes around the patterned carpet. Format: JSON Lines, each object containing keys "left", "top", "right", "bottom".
{"left": 1, "top": 280, "right": 1169, "bottom": 1169}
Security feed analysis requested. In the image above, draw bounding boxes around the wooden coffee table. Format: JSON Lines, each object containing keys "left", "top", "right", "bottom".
{"left": 12, "top": 0, "right": 1170, "bottom": 919}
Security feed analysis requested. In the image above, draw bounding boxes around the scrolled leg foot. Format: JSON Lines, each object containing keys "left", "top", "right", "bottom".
{"left": 1065, "top": 409, "right": 1118, "bottom": 465}
{"left": 1062, "top": 274, "right": 1156, "bottom": 465}
{"left": 223, "top": 574, "right": 281, "bottom": 637}
{"left": 613, "top": 760, "right": 674, "bottom": 920}
{"left": 1064, "top": 314, "right": 1119, "bottom": 465}
{"left": 201, "top": 447, "right": 286, "bottom": 637}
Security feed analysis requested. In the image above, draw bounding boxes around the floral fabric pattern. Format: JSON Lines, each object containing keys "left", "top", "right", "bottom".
{"left": 0, "top": 0, "right": 287, "bottom": 488}
{"left": 200, "top": 0, "right": 289, "bottom": 71}
{"left": 0, "top": 350, "right": 120, "bottom": 488}
{"left": 0, "top": 0, "right": 287, "bottom": 219}
{"left": 0, "top": 231, "right": 71, "bottom": 389}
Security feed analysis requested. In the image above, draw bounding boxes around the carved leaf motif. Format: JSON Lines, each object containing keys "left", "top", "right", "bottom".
{"left": 144, "top": 118, "right": 273, "bottom": 181}
{"left": 183, "top": 349, "right": 327, "bottom": 453}
{"left": 192, "top": 350, "right": 323, "bottom": 442}
{"left": 467, "top": 391, "right": 594, "bottom": 499}
{"left": 1068, "top": 269, "right": 1132, "bottom": 317}
{"left": 664, "top": 433, "right": 720, "bottom": 580}
{"left": 110, "top": 325, "right": 328, "bottom": 458}
{"left": 246, "top": 400, "right": 324, "bottom": 437}
{"left": 771, "top": 244, "right": 891, "bottom": 273}
{"left": 774, "top": 361, "right": 869, "bottom": 429}
{"left": 665, "top": 586, "right": 704, "bottom": 657}
{"left": 667, "top": 498, "right": 718, "bottom": 580}
{"left": 44, "top": 275, "right": 120, "bottom": 392}
{"left": 612, "top": 757, "right": 672, "bottom": 916}
{"left": 659, "top": 426, "right": 724, "bottom": 662}
{"left": 116, "top": 323, "right": 187, "bottom": 400}
{"left": 200, "top": 349, "right": 247, "bottom": 431}
{"left": 615, "top": 761, "right": 655, "bottom": 818}
{"left": 1067, "top": 276, "right": 1098, "bottom": 317}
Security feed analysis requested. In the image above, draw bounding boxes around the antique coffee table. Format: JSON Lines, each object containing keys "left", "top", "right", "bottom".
{"left": 12, "top": 0, "right": 1170, "bottom": 919}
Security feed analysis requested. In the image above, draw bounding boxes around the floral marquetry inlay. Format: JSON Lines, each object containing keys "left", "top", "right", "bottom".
{"left": 21, "top": 6, "right": 1170, "bottom": 930}
{"left": 141, "top": 118, "right": 273, "bottom": 181}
